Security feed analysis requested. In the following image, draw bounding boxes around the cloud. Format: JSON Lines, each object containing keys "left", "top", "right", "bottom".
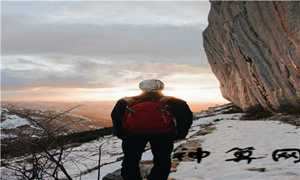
{"left": 1, "top": 54, "right": 223, "bottom": 102}
{"left": 2, "top": 1, "right": 210, "bottom": 26}
{"left": 1, "top": 55, "right": 112, "bottom": 90}
{"left": 2, "top": 23, "right": 207, "bottom": 62}
{"left": 0, "top": 1, "right": 224, "bottom": 102}
{"left": 1, "top": 55, "right": 212, "bottom": 91}
{"left": 2, "top": 1, "right": 209, "bottom": 61}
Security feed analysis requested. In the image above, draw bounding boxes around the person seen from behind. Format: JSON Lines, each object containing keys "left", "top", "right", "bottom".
{"left": 111, "top": 79, "right": 193, "bottom": 180}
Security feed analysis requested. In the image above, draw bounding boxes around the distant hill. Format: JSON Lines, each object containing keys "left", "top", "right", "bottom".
{"left": 1, "top": 101, "right": 221, "bottom": 127}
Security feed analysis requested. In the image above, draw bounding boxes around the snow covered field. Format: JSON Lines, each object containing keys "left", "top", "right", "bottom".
{"left": 82, "top": 112, "right": 300, "bottom": 180}
{"left": 1, "top": 111, "right": 299, "bottom": 180}
{"left": 1, "top": 108, "right": 41, "bottom": 140}
{"left": 1, "top": 108, "right": 35, "bottom": 130}
{"left": 170, "top": 118, "right": 300, "bottom": 180}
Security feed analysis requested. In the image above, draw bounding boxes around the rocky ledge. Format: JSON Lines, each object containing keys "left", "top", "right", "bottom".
{"left": 203, "top": 1, "right": 300, "bottom": 113}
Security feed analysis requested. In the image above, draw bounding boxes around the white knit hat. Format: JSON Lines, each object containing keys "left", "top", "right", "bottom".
{"left": 139, "top": 79, "right": 164, "bottom": 92}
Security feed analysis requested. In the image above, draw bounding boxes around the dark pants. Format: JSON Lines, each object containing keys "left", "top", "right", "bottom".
{"left": 121, "top": 135, "right": 174, "bottom": 180}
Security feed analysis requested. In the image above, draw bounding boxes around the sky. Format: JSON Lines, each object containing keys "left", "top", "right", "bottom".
{"left": 1, "top": 1, "right": 227, "bottom": 103}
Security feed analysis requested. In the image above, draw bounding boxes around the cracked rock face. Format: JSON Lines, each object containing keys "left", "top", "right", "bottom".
{"left": 203, "top": 1, "right": 300, "bottom": 112}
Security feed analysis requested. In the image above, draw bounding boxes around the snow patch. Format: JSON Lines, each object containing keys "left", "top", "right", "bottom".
{"left": 170, "top": 120, "right": 300, "bottom": 180}
{"left": 1, "top": 114, "right": 32, "bottom": 129}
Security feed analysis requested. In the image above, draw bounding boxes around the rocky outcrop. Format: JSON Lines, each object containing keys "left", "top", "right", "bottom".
{"left": 203, "top": 1, "right": 300, "bottom": 112}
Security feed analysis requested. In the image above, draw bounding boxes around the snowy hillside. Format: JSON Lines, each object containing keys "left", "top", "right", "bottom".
{"left": 1, "top": 105, "right": 299, "bottom": 180}
{"left": 1, "top": 109, "right": 34, "bottom": 130}
{"left": 1, "top": 108, "right": 42, "bottom": 140}
{"left": 0, "top": 105, "right": 102, "bottom": 142}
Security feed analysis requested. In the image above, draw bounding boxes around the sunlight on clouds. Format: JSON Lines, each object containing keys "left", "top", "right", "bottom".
{"left": 1, "top": 55, "right": 73, "bottom": 72}
{"left": 1, "top": 54, "right": 226, "bottom": 103}
{"left": 2, "top": 72, "right": 227, "bottom": 104}
{"left": 161, "top": 73, "right": 226, "bottom": 103}
{"left": 1, "top": 1, "right": 225, "bottom": 104}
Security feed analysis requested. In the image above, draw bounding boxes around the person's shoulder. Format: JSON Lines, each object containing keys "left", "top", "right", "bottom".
{"left": 161, "top": 96, "right": 187, "bottom": 104}
{"left": 118, "top": 96, "right": 136, "bottom": 104}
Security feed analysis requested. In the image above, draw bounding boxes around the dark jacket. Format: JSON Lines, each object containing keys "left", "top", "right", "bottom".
{"left": 111, "top": 92, "right": 193, "bottom": 140}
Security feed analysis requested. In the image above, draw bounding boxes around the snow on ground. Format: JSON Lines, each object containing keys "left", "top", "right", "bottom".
{"left": 1, "top": 108, "right": 40, "bottom": 130}
{"left": 1, "top": 108, "right": 42, "bottom": 140}
{"left": 65, "top": 135, "right": 124, "bottom": 179}
{"left": 82, "top": 113, "right": 246, "bottom": 179}
{"left": 1, "top": 111, "right": 299, "bottom": 180}
{"left": 170, "top": 119, "right": 300, "bottom": 180}
{"left": 0, "top": 114, "right": 32, "bottom": 129}
{"left": 0, "top": 133, "right": 18, "bottom": 139}
{"left": 93, "top": 113, "right": 300, "bottom": 180}
{"left": 0, "top": 134, "right": 124, "bottom": 180}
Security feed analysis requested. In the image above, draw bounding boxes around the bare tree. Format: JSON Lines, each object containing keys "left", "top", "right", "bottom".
{"left": 2, "top": 105, "right": 85, "bottom": 180}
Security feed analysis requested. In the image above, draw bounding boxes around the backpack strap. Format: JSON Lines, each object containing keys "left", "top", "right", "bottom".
{"left": 123, "top": 96, "right": 173, "bottom": 113}
{"left": 122, "top": 97, "right": 136, "bottom": 114}
{"left": 159, "top": 96, "right": 173, "bottom": 109}
{"left": 159, "top": 96, "right": 172, "bottom": 103}
{"left": 159, "top": 96, "right": 177, "bottom": 128}
{"left": 123, "top": 97, "right": 135, "bottom": 105}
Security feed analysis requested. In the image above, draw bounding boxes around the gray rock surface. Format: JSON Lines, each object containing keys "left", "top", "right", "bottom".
{"left": 203, "top": 1, "right": 300, "bottom": 112}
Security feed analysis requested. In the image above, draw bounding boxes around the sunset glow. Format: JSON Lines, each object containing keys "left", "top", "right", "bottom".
{"left": 1, "top": 1, "right": 228, "bottom": 106}
{"left": 2, "top": 67, "right": 227, "bottom": 104}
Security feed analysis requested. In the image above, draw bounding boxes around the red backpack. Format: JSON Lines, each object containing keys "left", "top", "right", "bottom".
{"left": 123, "top": 100, "right": 176, "bottom": 134}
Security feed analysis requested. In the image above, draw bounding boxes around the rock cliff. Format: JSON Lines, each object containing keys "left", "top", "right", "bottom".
{"left": 203, "top": 1, "right": 300, "bottom": 112}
